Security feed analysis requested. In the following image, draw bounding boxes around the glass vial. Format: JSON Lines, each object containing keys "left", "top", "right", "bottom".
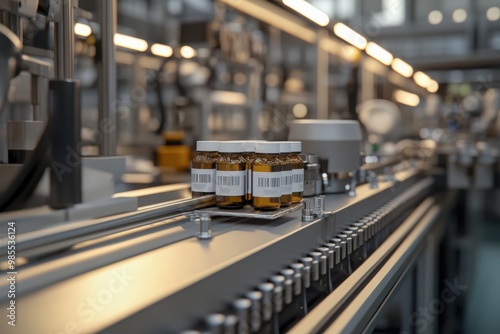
{"left": 216, "top": 141, "right": 246, "bottom": 209}
{"left": 290, "top": 141, "right": 304, "bottom": 203}
{"left": 252, "top": 142, "right": 282, "bottom": 210}
{"left": 278, "top": 142, "right": 293, "bottom": 207}
{"left": 191, "top": 141, "right": 219, "bottom": 197}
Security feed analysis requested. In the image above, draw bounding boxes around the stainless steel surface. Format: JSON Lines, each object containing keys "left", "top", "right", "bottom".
{"left": 197, "top": 214, "right": 212, "bottom": 240}
{"left": 192, "top": 202, "right": 302, "bottom": 220}
{"left": 245, "top": 291, "right": 263, "bottom": 332}
{"left": 54, "top": 0, "right": 74, "bottom": 79}
{"left": 302, "top": 198, "right": 314, "bottom": 222}
{"left": 0, "top": 194, "right": 216, "bottom": 259}
{"left": 302, "top": 154, "right": 321, "bottom": 197}
{"left": 289, "top": 120, "right": 362, "bottom": 173}
{"left": 288, "top": 192, "right": 453, "bottom": 334}
{"left": 324, "top": 200, "right": 449, "bottom": 333}
{"left": 205, "top": 313, "right": 225, "bottom": 334}
{"left": 97, "top": 0, "right": 117, "bottom": 156}
{"left": 0, "top": 171, "right": 437, "bottom": 333}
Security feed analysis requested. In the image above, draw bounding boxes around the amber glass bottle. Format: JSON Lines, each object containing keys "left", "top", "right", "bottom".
{"left": 252, "top": 142, "right": 282, "bottom": 210}
{"left": 191, "top": 141, "right": 219, "bottom": 197}
{"left": 216, "top": 141, "right": 246, "bottom": 209}
{"left": 242, "top": 141, "right": 257, "bottom": 205}
{"left": 278, "top": 142, "right": 293, "bottom": 207}
{"left": 290, "top": 141, "right": 304, "bottom": 203}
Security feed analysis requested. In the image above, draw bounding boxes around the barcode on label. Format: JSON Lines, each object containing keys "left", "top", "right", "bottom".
{"left": 293, "top": 173, "right": 304, "bottom": 183}
{"left": 192, "top": 168, "right": 216, "bottom": 192}
{"left": 192, "top": 174, "right": 212, "bottom": 183}
{"left": 292, "top": 169, "right": 304, "bottom": 192}
{"left": 282, "top": 175, "right": 293, "bottom": 185}
{"left": 257, "top": 177, "right": 281, "bottom": 188}
{"left": 217, "top": 176, "right": 241, "bottom": 186}
{"left": 253, "top": 171, "right": 282, "bottom": 197}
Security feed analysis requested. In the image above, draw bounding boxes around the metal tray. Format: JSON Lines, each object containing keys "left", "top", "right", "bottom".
{"left": 189, "top": 202, "right": 303, "bottom": 220}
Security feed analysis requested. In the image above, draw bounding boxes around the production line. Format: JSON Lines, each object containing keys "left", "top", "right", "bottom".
{"left": 0, "top": 0, "right": 499, "bottom": 333}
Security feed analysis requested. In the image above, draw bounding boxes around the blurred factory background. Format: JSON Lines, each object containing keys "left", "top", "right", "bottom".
{"left": 0, "top": 0, "right": 499, "bottom": 333}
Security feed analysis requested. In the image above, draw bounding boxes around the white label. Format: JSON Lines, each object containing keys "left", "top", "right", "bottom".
{"left": 246, "top": 169, "right": 252, "bottom": 195}
{"left": 216, "top": 170, "right": 245, "bottom": 196}
{"left": 191, "top": 168, "right": 216, "bottom": 192}
{"left": 253, "top": 171, "right": 281, "bottom": 198}
{"left": 281, "top": 170, "right": 293, "bottom": 195}
{"left": 292, "top": 169, "right": 304, "bottom": 192}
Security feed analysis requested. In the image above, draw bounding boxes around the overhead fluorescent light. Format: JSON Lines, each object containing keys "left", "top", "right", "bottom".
{"left": 414, "top": 71, "right": 432, "bottom": 89}
{"left": 391, "top": 58, "right": 413, "bottom": 78}
{"left": 333, "top": 22, "right": 367, "bottom": 50}
{"left": 211, "top": 91, "right": 247, "bottom": 106}
{"left": 427, "top": 80, "right": 439, "bottom": 93}
{"left": 394, "top": 89, "right": 420, "bottom": 107}
{"left": 282, "top": 0, "right": 330, "bottom": 27}
{"left": 366, "top": 42, "right": 393, "bottom": 66}
{"left": 74, "top": 23, "right": 92, "bottom": 37}
{"left": 114, "top": 33, "right": 148, "bottom": 52}
{"left": 180, "top": 45, "right": 197, "bottom": 59}
{"left": 151, "top": 43, "right": 173, "bottom": 58}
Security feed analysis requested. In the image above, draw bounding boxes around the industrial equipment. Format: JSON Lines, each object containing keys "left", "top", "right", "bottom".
{"left": 0, "top": 0, "right": 499, "bottom": 333}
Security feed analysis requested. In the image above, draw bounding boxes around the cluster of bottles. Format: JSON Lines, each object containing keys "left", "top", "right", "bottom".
{"left": 191, "top": 141, "right": 304, "bottom": 210}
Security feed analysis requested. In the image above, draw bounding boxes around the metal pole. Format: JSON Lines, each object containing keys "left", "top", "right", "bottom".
{"left": 315, "top": 29, "right": 329, "bottom": 119}
{"left": 49, "top": 80, "right": 82, "bottom": 208}
{"left": 54, "top": 0, "right": 74, "bottom": 79}
{"left": 49, "top": 0, "right": 81, "bottom": 207}
{"left": 97, "top": 0, "right": 117, "bottom": 156}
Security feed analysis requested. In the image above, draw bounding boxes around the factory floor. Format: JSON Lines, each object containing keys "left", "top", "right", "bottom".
{"left": 464, "top": 220, "right": 500, "bottom": 334}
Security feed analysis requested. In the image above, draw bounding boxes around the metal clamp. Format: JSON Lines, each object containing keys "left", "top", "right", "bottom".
{"left": 197, "top": 214, "right": 212, "bottom": 240}
{"left": 302, "top": 196, "right": 332, "bottom": 222}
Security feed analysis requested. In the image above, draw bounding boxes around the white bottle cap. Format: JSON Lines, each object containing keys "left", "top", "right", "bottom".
{"left": 255, "top": 142, "right": 280, "bottom": 154}
{"left": 242, "top": 141, "right": 257, "bottom": 153}
{"left": 197, "top": 141, "right": 219, "bottom": 152}
{"left": 219, "top": 141, "right": 245, "bottom": 153}
{"left": 290, "top": 141, "right": 302, "bottom": 153}
{"left": 278, "top": 142, "right": 291, "bottom": 154}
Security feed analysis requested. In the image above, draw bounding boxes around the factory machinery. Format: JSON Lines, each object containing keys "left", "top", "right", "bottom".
{"left": 0, "top": 0, "right": 499, "bottom": 333}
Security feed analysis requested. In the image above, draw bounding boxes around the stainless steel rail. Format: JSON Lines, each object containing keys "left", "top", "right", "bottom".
{"left": 290, "top": 192, "right": 455, "bottom": 333}
{"left": 0, "top": 195, "right": 215, "bottom": 259}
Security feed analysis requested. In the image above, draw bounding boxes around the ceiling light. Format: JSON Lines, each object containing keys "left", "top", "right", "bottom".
{"left": 151, "top": 43, "right": 173, "bottom": 58}
{"left": 414, "top": 71, "right": 432, "bottom": 89}
{"left": 427, "top": 80, "right": 439, "bottom": 93}
{"left": 391, "top": 58, "right": 413, "bottom": 78}
{"left": 282, "top": 0, "right": 330, "bottom": 26}
{"left": 74, "top": 23, "right": 92, "bottom": 37}
{"left": 452, "top": 9, "right": 467, "bottom": 23}
{"left": 211, "top": 91, "right": 247, "bottom": 106}
{"left": 428, "top": 10, "right": 443, "bottom": 25}
{"left": 292, "top": 103, "right": 308, "bottom": 118}
{"left": 394, "top": 90, "right": 420, "bottom": 107}
{"left": 114, "top": 33, "right": 148, "bottom": 52}
{"left": 366, "top": 42, "right": 393, "bottom": 66}
{"left": 486, "top": 7, "right": 500, "bottom": 21}
{"left": 180, "top": 45, "right": 197, "bottom": 59}
{"left": 333, "top": 22, "right": 367, "bottom": 50}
